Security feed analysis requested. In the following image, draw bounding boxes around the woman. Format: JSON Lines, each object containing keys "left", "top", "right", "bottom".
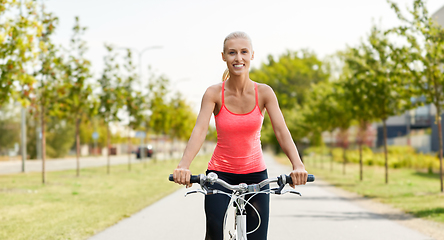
{"left": 173, "top": 31, "right": 307, "bottom": 240}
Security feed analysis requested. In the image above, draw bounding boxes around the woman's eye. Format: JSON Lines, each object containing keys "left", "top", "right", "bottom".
{"left": 229, "top": 52, "right": 235, "bottom": 54}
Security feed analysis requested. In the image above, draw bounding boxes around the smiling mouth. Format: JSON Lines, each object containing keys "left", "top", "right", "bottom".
{"left": 233, "top": 64, "right": 244, "bottom": 68}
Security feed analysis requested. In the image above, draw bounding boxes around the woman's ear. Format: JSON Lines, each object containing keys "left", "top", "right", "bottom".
{"left": 251, "top": 51, "right": 255, "bottom": 60}
{"left": 221, "top": 52, "right": 226, "bottom": 61}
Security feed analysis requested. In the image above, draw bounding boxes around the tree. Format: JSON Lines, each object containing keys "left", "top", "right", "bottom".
{"left": 62, "top": 16, "right": 94, "bottom": 177}
{"left": 303, "top": 81, "right": 343, "bottom": 171}
{"left": 1, "top": 1, "right": 39, "bottom": 167}
{"left": 98, "top": 44, "right": 125, "bottom": 174}
{"left": 341, "top": 40, "right": 382, "bottom": 181}
{"left": 147, "top": 74, "right": 170, "bottom": 159}
{"left": 122, "top": 48, "right": 145, "bottom": 170}
{"left": 169, "top": 92, "right": 197, "bottom": 153}
{"left": 341, "top": 24, "right": 409, "bottom": 184}
{"left": 330, "top": 81, "right": 354, "bottom": 175}
{"left": 388, "top": 0, "right": 444, "bottom": 191}
{"left": 34, "top": 5, "right": 66, "bottom": 184}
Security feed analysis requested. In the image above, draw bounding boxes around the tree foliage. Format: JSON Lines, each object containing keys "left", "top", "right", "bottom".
{"left": 250, "top": 49, "right": 329, "bottom": 109}
{"left": 147, "top": 74, "right": 170, "bottom": 136}
{"left": 0, "top": 0, "right": 39, "bottom": 107}
{"left": 250, "top": 50, "right": 330, "bottom": 149}
{"left": 122, "top": 49, "right": 145, "bottom": 131}
{"left": 169, "top": 92, "right": 196, "bottom": 141}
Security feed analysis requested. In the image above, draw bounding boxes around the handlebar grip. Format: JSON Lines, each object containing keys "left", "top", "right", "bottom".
{"left": 285, "top": 174, "right": 315, "bottom": 184}
{"left": 190, "top": 175, "right": 200, "bottom": 183}
{"left": 307, "top": 174, "right": 315, "bottom": 182}
{"left": 168, "top": 174, "right": 201, "bottom": 184}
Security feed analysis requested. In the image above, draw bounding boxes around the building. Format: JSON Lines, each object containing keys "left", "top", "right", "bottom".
{"left": 433, "top": 5, "right": 444, "bottom": 26}
{"left": 375, "top": 6, "right": 444, "bottom": 153}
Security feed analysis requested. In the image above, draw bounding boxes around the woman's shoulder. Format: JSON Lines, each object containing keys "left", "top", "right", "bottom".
{"left": 255, "top": 82, "right": 275, "bottom": 96}
{"left": 207, "top": 82, "right": 222, "bottom": 90}
{"left": 205, "top": 82, "right": 222, "bottom": 94}
{"left": 202, "top": 82, "right": 223, "bottom": 100}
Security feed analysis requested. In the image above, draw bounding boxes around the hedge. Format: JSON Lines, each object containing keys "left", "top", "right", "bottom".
{"left": 304, "top": 146, "right": 440, "bottom": 172}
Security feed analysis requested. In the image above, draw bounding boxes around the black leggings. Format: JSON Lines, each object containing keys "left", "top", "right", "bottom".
{"left": 204, "top": 170, "right": 270, "bottom": 240}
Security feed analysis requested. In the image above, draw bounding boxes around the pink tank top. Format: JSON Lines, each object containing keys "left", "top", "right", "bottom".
{"left": 208, "top": 81, "right": 266, "bottom": 174}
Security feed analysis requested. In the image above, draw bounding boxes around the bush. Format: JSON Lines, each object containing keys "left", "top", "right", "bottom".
{"left": 310, "top": 145, "right": 440, "bottom": 171}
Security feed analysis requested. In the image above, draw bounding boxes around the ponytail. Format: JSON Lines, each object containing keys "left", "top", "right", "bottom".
{"left": 222, "top": 68, "right": 230, "bottom": 82}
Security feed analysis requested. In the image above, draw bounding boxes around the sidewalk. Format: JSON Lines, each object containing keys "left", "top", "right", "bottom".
{"left": 88, "top": 153, "right": 439, "bottom": 240}
{"left": 0, "top": 155, "right": 137, "bottom": 175}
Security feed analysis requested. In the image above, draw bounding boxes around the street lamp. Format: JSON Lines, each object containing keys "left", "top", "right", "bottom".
{"left": 116, "top": 45, "right": 162, "bottom": 88}
{"left": 138, "top": 46, "right": 162, "bottom": 88}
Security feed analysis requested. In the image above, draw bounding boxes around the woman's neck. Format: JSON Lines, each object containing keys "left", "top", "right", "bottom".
{"left": 226, "top": 74, "right": 252, "bottom": 93}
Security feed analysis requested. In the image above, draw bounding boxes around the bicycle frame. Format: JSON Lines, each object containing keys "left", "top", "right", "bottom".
{"left": 234, "top": 194, "right": 247, "bottom": 239}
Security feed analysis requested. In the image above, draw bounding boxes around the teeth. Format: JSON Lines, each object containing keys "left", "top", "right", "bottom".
{"left": 234, "top": 64, "right": 243, "bottom": 68}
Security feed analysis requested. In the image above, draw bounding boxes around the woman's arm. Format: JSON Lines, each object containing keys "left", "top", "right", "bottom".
{"left": 261, "top": 84, "right": 308, "bottom": 187}
{"left": 173, "top": 86, "right": 218, "bottom": 187}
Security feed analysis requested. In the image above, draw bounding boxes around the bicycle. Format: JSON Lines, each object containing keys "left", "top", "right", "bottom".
{"left": 169, "top": 172, "right": 315, "bottom": 240}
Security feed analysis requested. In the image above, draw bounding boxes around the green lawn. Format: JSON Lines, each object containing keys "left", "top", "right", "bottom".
{"left": 279, "top": 154, "right": 444, "bottom": 223}
{"left": 0, "top": 155, "right": 209, "bottom": 240}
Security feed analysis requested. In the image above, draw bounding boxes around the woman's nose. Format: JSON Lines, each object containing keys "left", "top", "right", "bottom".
{"left": 236, "top": 53, "right": 242, "bottom": 61}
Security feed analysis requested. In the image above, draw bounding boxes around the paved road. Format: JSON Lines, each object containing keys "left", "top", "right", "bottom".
{"left": 89, "top": 154, "right": 436, "bottom": 240}
{"left": 0, "top": 155, "right": 141, "bottom": 175}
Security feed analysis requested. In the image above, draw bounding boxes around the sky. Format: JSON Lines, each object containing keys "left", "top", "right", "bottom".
{"left": 45, "top": 0, "right": 444, "bottom": 114}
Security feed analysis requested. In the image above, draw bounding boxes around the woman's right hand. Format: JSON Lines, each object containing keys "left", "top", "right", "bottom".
{"left": 173, "top": 167, "right": 192, "bottom": 188}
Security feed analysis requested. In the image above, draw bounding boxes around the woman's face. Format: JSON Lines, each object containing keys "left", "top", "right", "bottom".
{"left": 222, "top": 38, "right": 254, "bottom": 77}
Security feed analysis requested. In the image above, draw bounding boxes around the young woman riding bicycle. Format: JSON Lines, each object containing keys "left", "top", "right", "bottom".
{"left": 172, "top": 31, "right": 308, "bottom": 240}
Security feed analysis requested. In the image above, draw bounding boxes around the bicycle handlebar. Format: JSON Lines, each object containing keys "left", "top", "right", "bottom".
{"left": 168, "top": 173, "right": 315, "bottom": 186}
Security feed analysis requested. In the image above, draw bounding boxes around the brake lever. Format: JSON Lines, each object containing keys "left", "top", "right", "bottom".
{"left": 269, "top": 188, "right": 301, "bottom": 196}
{"left": 184, "top": 189, "right": 207, "bottom": 197}
{"left": 281, "top": 190, "right": 302, "bottom": 196}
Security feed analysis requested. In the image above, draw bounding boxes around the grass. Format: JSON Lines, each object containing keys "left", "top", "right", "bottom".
{"left": 275, "top": 154, "right": 444, "bottom": 223}
{"left": 0, "top": 155, "right": 209, "bottom": 240}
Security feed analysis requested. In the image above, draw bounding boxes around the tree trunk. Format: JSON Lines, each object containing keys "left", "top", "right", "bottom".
{"left": 107, "top": 123, "right": 110, "bottom": 175}
{"left": 342, "top": 147, "right": 346, "bottom": 175}
{"left": 383, "top": 119, "right": 388, "bottom": 184}
{"left": 359, "top": 120, "right": 364, "bottom": 182}
{"left": 359, "top": 142, "right": 363, "bottom": 181}
{"left": 41, "top": 105, "right": 46, "bottom": 184}
{"left": 330, "top": 131, "right": 334, "bottom": 172}
{"left": 21, "top": 107, "right": 26, "bottom": 172}
{"left": 76, "top": 117, "right": 80, "bottom": 177}
{"left": 321, "top": 145, "right": 324, "bottom": 169}
{"left": 128, "top": 126, "right": 131, "bottom": 172}
{"left": 436, "top": 109, "right": 443, "bottom": 193}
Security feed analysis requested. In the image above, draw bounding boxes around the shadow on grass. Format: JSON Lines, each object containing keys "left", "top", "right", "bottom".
{"left": 411, "top": 207, "right": 444, "bottom": 218}
{"left": 332, "top": 183, "right": 358, "bottom": 188}
{"left": 413, "top": 171, "right": 441, "bottom": 180}
{"left": 274, "top": 210, "right": 415, "bottom": 221}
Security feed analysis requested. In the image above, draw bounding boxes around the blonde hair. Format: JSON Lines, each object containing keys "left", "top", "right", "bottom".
{"left": 221, "top": 31, "right": 253, "bottom": 82}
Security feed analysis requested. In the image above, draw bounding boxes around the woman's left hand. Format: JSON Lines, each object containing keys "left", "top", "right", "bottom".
{"left": 289, "top": 168, "right": 308, "bottom": 188}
